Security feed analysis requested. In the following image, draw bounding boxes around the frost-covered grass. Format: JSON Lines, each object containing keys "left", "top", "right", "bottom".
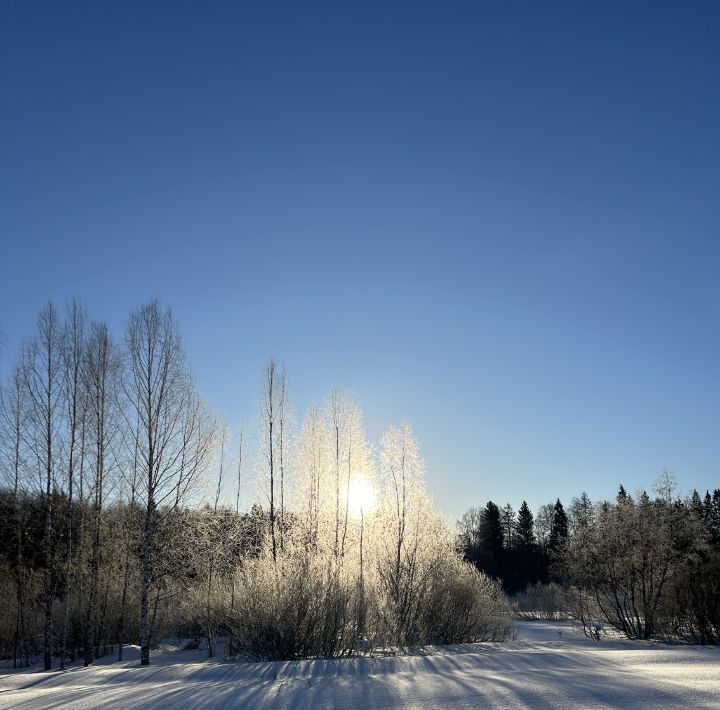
{"left": 1, "top": 621, "right": 719, "bottom": 709}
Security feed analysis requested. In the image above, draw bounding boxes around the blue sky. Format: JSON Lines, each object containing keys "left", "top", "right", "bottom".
{"left": 1, "top": 1, "right": 719, "bottom": 519}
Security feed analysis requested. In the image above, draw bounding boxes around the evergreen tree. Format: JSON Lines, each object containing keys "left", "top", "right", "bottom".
{"left": 460, "top": 502, "right": 505, "bottom": 578}
{"left": 501, "top": 503, "right": 515, "bottom": 550}
{"left": 617, "top": 484, "right": 628, "bottom": 503}
{"left": 549, "top": 499, "right": 568, "bottom": 553}
{"left": 481, "top": 501, "right": 504, "bottom": 555}
{"left": 703, "top": 490, "right": 713, "bottom": 519}
{"left": 477, "top": 501, "right": 504, "bottom": 577}
{"left": 711, "top": 489, "right": 720, "bottom": 544}
{"left": 690, "top": 489, "right": 704, "bottom": 520}
{"left": 515, "top": 501, "right": 535, "bottom": 548}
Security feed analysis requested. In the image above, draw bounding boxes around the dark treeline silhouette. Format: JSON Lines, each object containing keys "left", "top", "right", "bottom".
{"left": 457, "top": 498, "right": 569, "bottom": 593}
{"left": 458, "top": 481, "right": 720, "bottom": 643}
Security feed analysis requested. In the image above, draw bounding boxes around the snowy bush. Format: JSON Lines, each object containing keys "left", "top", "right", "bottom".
{"left": 420, "top": 558, "right": 511, "bottom": 643}
{"left": 226, "top": 549, "right": 363, "bottom": 660}
{"left": 558, "top": 493, "right": 708, "bottom": 640}
{"left": 513, "top": 582, "right": 565, "bottom": 621}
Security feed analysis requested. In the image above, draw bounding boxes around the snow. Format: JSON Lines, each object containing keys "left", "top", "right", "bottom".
{"left": 1, "top": 622, "right": 719, "bottom": 708}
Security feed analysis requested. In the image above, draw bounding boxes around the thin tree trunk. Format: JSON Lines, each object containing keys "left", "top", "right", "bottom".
{"left": 43, "top": 416, "right": 54, "bottom": 671}
{"left": 11, "top": 379, "right": 29, "bottom": 668}
{"left": 269, "top": 416, "right": 276, "bottom": 561}
{"left": 341, "top": 434, "right": 352, "bottom": 557}
{"left": 60, "top": 419, "right": 78, "bottom": 670}
{"left": 279, "top": 418, "right": 284, "bottom": 553}
{"left": 140, "top": 495, "right": 154, "bottom": 666}
{"left": 334, "top": 424, "right": 340, "bottom": 558}
{"left": 118, "top": 428, "right": 138, "bottom": 662}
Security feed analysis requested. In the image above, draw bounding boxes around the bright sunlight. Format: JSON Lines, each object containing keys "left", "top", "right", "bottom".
{"left": 347, "top": 476, "right": 377, "bottom": 517}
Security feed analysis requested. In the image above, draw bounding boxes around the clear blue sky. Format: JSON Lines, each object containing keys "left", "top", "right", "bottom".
{"left": 1, "top": 1, "right": 719, "bottom": 519}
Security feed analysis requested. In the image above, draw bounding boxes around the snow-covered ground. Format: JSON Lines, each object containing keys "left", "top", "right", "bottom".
{"left": 1, "top": 621, "right": 719, "bottom": 708}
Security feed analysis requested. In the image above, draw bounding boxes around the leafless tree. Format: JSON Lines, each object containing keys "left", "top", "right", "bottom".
{"left": 82, "top": 321, "right": 120, "bottom": 666}
{"left": 296, "top": 406, "right": 330, "bottom": 552}
{"left": 205, "top": 422, "right": 227, "bottom": 657}
{"left": 117, "top": 420, "right": 139, "bottom": 662}
{"left": 22, "top": 303, "right": 63, "bottom": 671}
{"left": 501, "top": 503, "right": 515, "bottom": 551}
{"left": 124, "top": 301, "right": 214, "bottom": 665}
{"left": 259, "top": 358, "right": 286, "bottom": 561}
{"left": 277, "top": 370, "right": 289, "bottom": 553}
{"left": 58, "top": 299, "right": 87, "bottom": 670}
{"left": 235, "top": 422, "right": 244, "bottom": 516}
{"left": 0, "top": 365, "right": 30, "bottom": 666}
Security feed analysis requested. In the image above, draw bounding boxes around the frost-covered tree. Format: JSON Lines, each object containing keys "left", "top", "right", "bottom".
{"left": 258, "top": 359, "right": 289, "bottom": 561}
{"left": 296, "top": 405, "right": 332, "bottom": 552}
{"left": 569, "top": 491, "right": 594, "bottom": 532}
{"left": 376, "top": 423, "right": 432, "bottom": 643}
{"left": 560, "top": 492, "right": 705, "bottom": 639}
{"left": 653, "top": 467, "right": 678, "bottom": 503}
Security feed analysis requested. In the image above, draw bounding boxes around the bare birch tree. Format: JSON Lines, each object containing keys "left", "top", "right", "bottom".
{"left": 58, "top": 299, "right": 87, "bottom": 669}
{"left": 296, "top": 406, "right": 331, "bottom": 552}
{"left": 326, "top": 390, "right": 367, "bottom": 559}
{"left": 124, "top": 301, "right": 214, "bottom": 665}
{"left": 377, "top": 423, "right": 431, "bottom": 644}
{"left": 205, "top": 422, "right": 227, "bottom": 657}
{"left": 117, "top": 419, "right": 139, "bottom": 662}
{"left": 82, "top": 321, "right": 120, "bottom": 666}
{"left": 258, "top": 359, "right": 286, "bottom": 561}
{"left": 235, "top": 422, "right": 244, "bottom": 516}
{"left": 0, "top": 365, "right": 30, "bottom": 667}
{"left": 22, "top": 303, "right": 63, "bottom": 670}
{"left": 277, "top": 370, "right": 289, "bottom": 553}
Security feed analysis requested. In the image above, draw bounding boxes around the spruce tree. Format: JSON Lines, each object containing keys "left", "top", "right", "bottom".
{"left": 711, "top": 489, "right": 720, "bottom": 544}
{"left": 478, "top": 501, "right": 504, "bottom": 577}
{"left": 515, "top": 501, "right": 535, "bottom": 549}
{"left": 481, "top": 501, "right": 504, "bottom": 555}
{"left": 501, "top": 503, "right": 515, "bottom": 550}
{"left": 690, "top": 489, "right": 704, "bottom": 520}
{"left": 549, "top": 499, "right": 568, "bottom": 553}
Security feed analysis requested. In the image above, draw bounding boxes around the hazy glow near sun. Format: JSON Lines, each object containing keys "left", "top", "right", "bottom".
{"left": 347, "top": 476, "right": 377, "bottom": 516}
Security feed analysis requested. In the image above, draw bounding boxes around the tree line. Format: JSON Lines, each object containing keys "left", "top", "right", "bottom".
{"left": 0, "top": 300, "right": 509, "bottom": 669}
{"left": 458, "top": 476, "right": 720, "bottom": 643}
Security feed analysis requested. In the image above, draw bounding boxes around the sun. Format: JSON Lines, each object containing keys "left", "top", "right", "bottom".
{"left": 347, "top": 476, "right": 377, "bottom": 516}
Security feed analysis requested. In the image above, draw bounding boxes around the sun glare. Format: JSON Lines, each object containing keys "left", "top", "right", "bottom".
{"left": 347, "top": 476, "right": 377, "bottom": 516}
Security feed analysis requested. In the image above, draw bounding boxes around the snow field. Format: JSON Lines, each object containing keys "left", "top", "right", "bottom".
{"left": 1, "top": 622, "right": 719, "bottom": 709}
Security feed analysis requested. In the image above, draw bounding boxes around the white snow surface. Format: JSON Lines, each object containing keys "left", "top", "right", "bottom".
{"left": 1, "top": 621, "right": 719, "bottom": 708}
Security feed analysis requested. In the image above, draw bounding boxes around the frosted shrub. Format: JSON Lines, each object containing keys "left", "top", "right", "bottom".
{"left": 559, "top": 495, "right": 707, "bottom": 640}
{"left": 513, "top": 582, "right": 565, "bottom": 620}
{"left": 227, "top": 550, "right": 361, "bottom": 660}
{"left": 367, "top": 424, "right": 512, "bottom": 648}
{"left": 421, "top": 557, "right": 511, "bottom": 643}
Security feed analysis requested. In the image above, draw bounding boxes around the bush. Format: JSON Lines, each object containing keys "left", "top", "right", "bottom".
{"left": 226, "top": 551, "right": 362, "bottom": 661}
{"left": 421, "top": 558, "right": 511, "bottom": 643}
{"left": 513, "top": 582, "right": 565, "bottom": 621}
{"left": 225, "top": 542, "right": 511, "bottom": 661}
